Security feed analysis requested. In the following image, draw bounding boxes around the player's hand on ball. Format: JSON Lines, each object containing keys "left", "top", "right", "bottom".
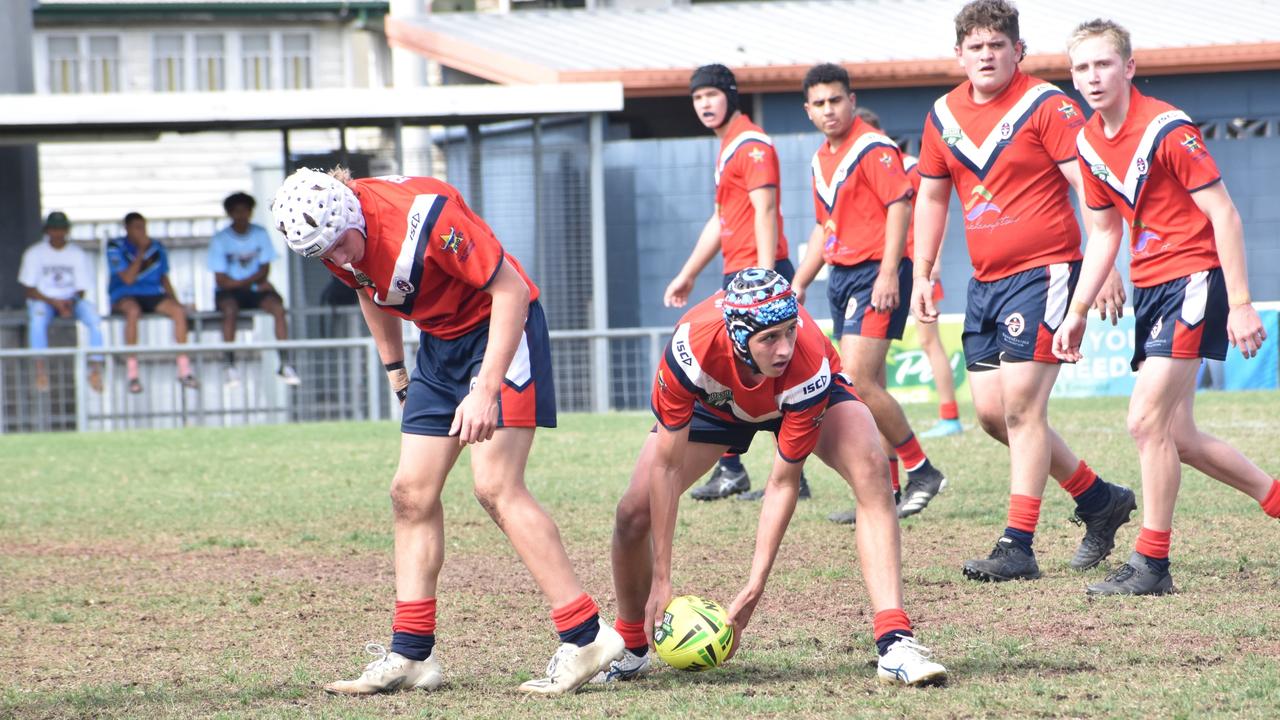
{"left": 644, "top": 581, "right": 673, "bottom": 648}
{"left": 449, "top": 385, "right": 499, "bottom": 444}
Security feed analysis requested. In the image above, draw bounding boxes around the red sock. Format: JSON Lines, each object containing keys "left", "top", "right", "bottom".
{"left": 1135, "top": 527, "right": 1172, "bottom": 559}
{"left": 551, "top": 593, "right": 599, "bottom": 633}
{"left": 939, "top": 401, "right": 959, "bottom": 421}
{"left": 889, "top": 458, "right": 900, "bottom": 493}
{"left": 615, "top": 618, "right": 647, "bottom": 651}
{"left": 1058, "top": 460, "right": 1099, "bottom": 498}
{"left": 392, "top": 597, "right": 437, "bottom": 634}
{"left": 1007, "top": 494, "right": 1042, "bottom": 533}
{"left": 873, "top": 608, "right": 912, "bottom": 640}
{"left": 893, "top": 434, "right": 927, "bottom": 472}
{"left": 1261, "top": 480, "right": 1280, "bottom": 518}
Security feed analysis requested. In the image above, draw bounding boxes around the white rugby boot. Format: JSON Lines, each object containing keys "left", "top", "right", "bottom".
{"left": 590, "top": 648, "right": 651, "bottom": 683}
{"left": 520, "top": 621, "right": 625, "bottom": 695}
{"left": 876, "top": 636, "right": 949, "bottom": 687}
{"left": 324, "top": 643, "right": 444, "bottom": 695}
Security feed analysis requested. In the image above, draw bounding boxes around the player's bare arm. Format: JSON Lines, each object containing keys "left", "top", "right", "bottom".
{"left": 664, "top": 213, "right": 722, "bottom": 307}
{"left": 872, "top": 200, "right": 910, "bottom": 312}
{"left": 791, "top": 223, "right": 826, "bottom": 305}
{"left": 450, "top": 261, "right": 531, "bottom": 443}
{"left": 355, "top": 291, "right": 409, "bottom": 405}
{"left": 726, "top": 454, "right": 803, "bottom": 654}
{"left": 1053, "top": 205, "right": 1124, "bottom": 362}
{"left": 1190, "top": 181, "right": 1266, "bottom": 358}
{"left": 911, "top": 175, "right": 952, "bottom": 322}
{"left": 643, "top": 422, "right": 692, "bottom": 645}
{"left": 1060, "top": 158, "right": 1127, "bottom": 324}
{"left": 748, "top": 186, "right": 779, "bottom": 270}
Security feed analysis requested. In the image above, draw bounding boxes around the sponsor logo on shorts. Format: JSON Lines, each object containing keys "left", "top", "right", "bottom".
{"left": 1150, "top": 316, "right": 1164, "bottom": 339}
{"left": 844, "top": 295, "right": 859, "bottom": 320}
{"left": 1005, "top": 311, "right": 1026, "bottom": 337}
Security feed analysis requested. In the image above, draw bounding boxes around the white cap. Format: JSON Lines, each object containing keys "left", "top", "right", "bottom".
{"left": 270, "top": 168, "right": 366, "bottom": 258}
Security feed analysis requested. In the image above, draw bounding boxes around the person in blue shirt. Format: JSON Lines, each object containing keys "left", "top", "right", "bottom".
{"left": 107, "top": 212, "right": 198, "bottom": 393}
{"left": 208, "top": 192, "right": 300, "bottom": 387}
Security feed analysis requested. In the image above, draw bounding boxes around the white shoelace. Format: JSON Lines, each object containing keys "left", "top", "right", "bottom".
{"left": 888, "top": 636, "right": 934, "bottom": 659}
{"left": 362, "top": 642, "right": 395, "bottom": 673}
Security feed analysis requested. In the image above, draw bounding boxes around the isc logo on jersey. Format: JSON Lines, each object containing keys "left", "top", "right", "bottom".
{"left": 675, "top": 339, "right": 694, "bottom": 367}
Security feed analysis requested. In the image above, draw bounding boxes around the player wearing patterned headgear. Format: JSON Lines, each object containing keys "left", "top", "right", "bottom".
{"left": 790, "top": 64, "right": 948, "bottom": 525}
{"left": 595, "top": 268, "right": 948, "bottom": 687}
{"left": 1054, "top": 19, "right": 1280, "bottom": 596}
{"left": 910, "top": 0, "right": 1136, "bottom": 582}
{"left": 669, "top": 64, "right": 802, "bottom": 502}
{"left": 272, "top": 167, "right": 624, "bottom": 696}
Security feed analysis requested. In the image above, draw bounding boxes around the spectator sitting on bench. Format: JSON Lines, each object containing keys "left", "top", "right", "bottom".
{"left": 209, "top": 192, "right": 301, "bottom": 387}
{"left": 107, "top": 212, "right": 199, "bottom": 393}
{"left": 18, "top": 211, "right": 105, "bottom": 393}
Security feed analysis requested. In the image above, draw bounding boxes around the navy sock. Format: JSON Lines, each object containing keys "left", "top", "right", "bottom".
{"left": 626, "top": 643, "right": 648, "bottom": 657}
{"left": 719, "top": 455, "right": 745, "bottom": 472}
{"left": 1139, "top": 552, "right": 1170, "bottom": 575}
{"left": 1002, "top": 527, "right": 1034, "bottom": 550}
{"left": 875, "top": 630, "right": 914, "bottom": 656}
{"left": 559, "top": 613, "right": 600, "bottom": 647}
{"left": 390, "top": 631, "right": 435, "bottom": 661}
{"left": 1074, "top": 478, "right": 1111, "bottom": 515}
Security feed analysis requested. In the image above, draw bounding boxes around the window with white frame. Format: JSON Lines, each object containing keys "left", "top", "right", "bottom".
{"left": 194, "top": 34, "right": 225, "bottom": 91}
{"left": 281, "top": 33, "right": 312, "bottom": 89}
{"left": 87, "top": 36, "right": 121, "bottom": 93}
{"left": 47, "top": 36, "right": 81, "bottom": 94}
{"left": 241, "top": 33, "right": 272, "bottom": 90}
{"left": 153, "top": 34, "right": 186, "bottom": 92}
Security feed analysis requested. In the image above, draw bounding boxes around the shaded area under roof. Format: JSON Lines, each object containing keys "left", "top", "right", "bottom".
{"left": 388, "top": 0, "right": 1280, "bottom": 95}
{"left": 0, "top": 83, "right": 625, "bottom": 142}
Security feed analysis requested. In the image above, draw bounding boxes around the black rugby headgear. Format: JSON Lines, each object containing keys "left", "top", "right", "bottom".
{"left": 690, "top": 64, "right": 739, "bottom": 125}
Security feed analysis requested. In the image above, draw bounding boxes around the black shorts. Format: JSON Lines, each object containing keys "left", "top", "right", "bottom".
{"left": 113, "top": 294, "right": 168, "bottom": 314}
{"left": 215, "top": 288, "right": 283, "bottom": 311}
{"left": 827, "top": 259, "right": 913, "bottom": 341}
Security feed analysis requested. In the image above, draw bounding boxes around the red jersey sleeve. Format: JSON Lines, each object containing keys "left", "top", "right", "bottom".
{"left": 776, "top": 396, "right": 825, "bottom": 463}
{"left": 1034, "top": 95, "right": 1087, "bottom": 164}
{"left": 736, "top": 141, "right": 781, "bottom": 192}
{"left": 322, "top": 259, "right": 362, "bottom": 289}
{"left": 773, "top": 340, "right": 836, "bottom": 463}
{"left": 650, "top": 355, "right": 697, "bottom": 431}
{"left": 916, "top": 116, "right": 951, "bottom": 179}
{"left": 1076, "top": 153, "right": 1115, "bottom": 211}
{"left": 861, "top": 145, "right": 914, "bottom": 207}
{"left": 426, "top": 200, "right": 506, "bottom": 290}
{"left": 1158, "top": 125, "right": 1221, "bottom": 193}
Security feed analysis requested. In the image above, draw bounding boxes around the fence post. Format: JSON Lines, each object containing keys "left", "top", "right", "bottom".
{"left": 75, "top": 347, "right": 88, "bottom": 431}
{"left": 365, "top": 339, "right": 381, "bottom": 421}
{"left": 589, "top": 112, "right": 609, "bottom": 413}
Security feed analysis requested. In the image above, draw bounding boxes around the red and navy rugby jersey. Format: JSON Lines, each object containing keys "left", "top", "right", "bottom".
{"left": 715, "top": 113, "right": 790, "bottom": 273}
{"left": 652, "top": 293, "right": 840, "bottom": 463}
{"left": 1076, "top": 85, "right": 1222, "bottom": 288}
{"left": 323, "top": 176, "right": 539, "bottom": 340}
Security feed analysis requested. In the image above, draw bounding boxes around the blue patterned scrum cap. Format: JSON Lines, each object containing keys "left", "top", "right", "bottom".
{"left": 722, "top": 268, "right": 798, "bottom": 371}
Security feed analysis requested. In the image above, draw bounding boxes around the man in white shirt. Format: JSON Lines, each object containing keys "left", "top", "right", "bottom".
{"left": 18, "top": 212, "right": 105, "bottom": 393}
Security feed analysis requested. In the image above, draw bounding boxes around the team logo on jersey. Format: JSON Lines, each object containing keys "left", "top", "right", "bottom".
{"left": 705, "top": 389, "right": 734, "bottom": 408}
{"left": 823, "top": 219, "right": 839, "bottom": 253}
{"left": 1180, "top": 131, "right": 1202, "bottom": 154}
{"left": 964, "top": 185, "right": 1002, "bottom": 221}
{"left": 352, "top": 268, "right": 374, "bottom": 287}
{"left": 942, "top": 127, "right": 963, "bottom": 147}
{"left": 879, "top": 152, "right": 894, "bottom": 168}
{"left": 1005, "top": 312, "right": 1026, "bottom": 337}
{"left": 393, "top": 277, "right": 415, "bottom": 294}
{"left": 1133, "top": 219, "right": 1162, "bottom": 253}
{"left": 748, "top": 147, "right": 766, "bottom": 163}
{"left": 439, "top": 227, "right": 474, "bottom": 261}
{"left": 1135, "top": 157, "right": 1148, "bottom": 175}
{"left": 998, "top": 122, "right": 1013, "bottom": 140}
{"left": 1056, "top": 100, "right": 1078, "bottom": 120}
{"left": 1150, "top": 316, "right": 1164, "bottom": 339}
{"left": 657, "top": 369, "right": 668, "bottom": 391}
{"left": 1090, "top": 163, "right": 1111, "bottom": 182}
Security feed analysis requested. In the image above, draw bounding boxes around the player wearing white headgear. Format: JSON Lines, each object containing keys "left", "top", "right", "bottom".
{"left": 272, "top": 167, "right": 624, "bottom": 696}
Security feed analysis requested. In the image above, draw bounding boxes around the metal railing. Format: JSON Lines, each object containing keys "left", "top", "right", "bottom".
{"left": 0, "top": 326, "right": 673, "bottom": 434}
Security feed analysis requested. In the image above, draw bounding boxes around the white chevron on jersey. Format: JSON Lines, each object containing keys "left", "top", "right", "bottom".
{"left": 715, "top": 130, "right": 774, "bottom": 186}
{"left": 1076, "top": 110, "right": 1194, "bottom": 207}
{"left": 373, "top": 193, "right": 440, "bottom": 307}
{"left": 669, "top": 320, "right": 797, "bottom": 424}
{"left": 932, "top": 83, "right": 1060, "bottom": 172}
{"left": 811, "top": 132, "right": 899, "bottom": 210}
{"left": 776, "top": 357, "right": 832, "bottom": 410}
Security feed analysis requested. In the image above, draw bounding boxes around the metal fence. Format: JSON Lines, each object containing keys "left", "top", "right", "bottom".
{"left": 0, "top": 320, "right": 671, "bottom": 434}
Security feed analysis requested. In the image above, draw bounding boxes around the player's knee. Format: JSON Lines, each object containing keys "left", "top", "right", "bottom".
{"left": 471, "top": 479, "right": 513, "bottom": 523}
{"left": 218, "top": 299, "right": 239, "bottom": 316}
{"left": 614, "top": 495, "right": 651, "bottom": 542}
{"left": 974, "top": 406, "right": 1006, "bottom": 440}
{"left": 389, "top": 474, "right": 434, "bottom": 522}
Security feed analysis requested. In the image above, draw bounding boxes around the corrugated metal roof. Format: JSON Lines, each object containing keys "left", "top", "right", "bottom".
{"left": 389, "top": 0, "right": 1280, "bottom": 94}
{"left": 37, "top": 0, "right": 385, "bottom": 6}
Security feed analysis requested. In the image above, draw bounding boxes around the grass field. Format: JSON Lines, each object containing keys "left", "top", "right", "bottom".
{"left": 3, "top": 392, "right": 1280, "bottom": 719}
